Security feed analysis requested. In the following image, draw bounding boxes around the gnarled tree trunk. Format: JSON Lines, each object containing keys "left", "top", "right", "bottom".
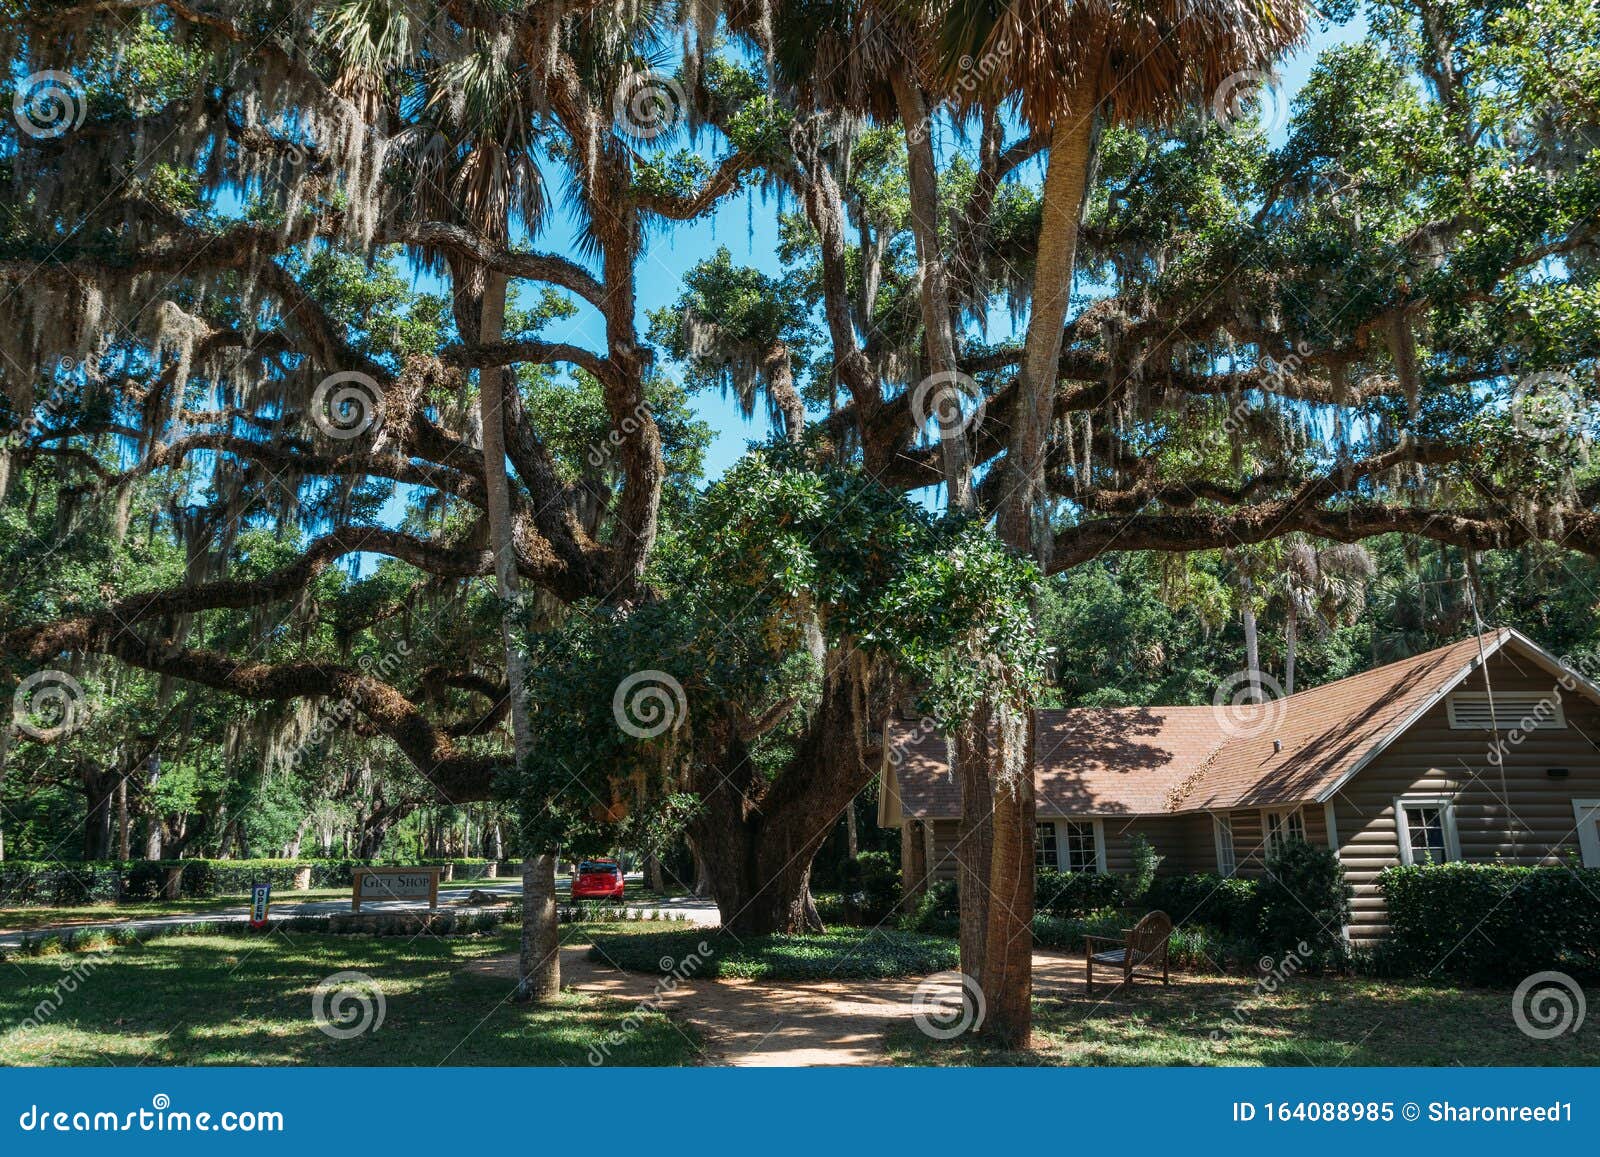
{"left": 688, "top": 646, "right": 889, "bottom": 935}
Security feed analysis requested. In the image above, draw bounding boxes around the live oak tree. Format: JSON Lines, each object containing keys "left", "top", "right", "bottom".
{"left": 505, "top": 453, "right": 1044, "bottom": 934}
{"left": 4, "top": 0, "right": 1598, "bottom": 1050}
{"left": 700, "top": 0, "right": 1598, "bottom": 1045}
{"left": 1, "top": 0, "right": 752, "bottom": 998}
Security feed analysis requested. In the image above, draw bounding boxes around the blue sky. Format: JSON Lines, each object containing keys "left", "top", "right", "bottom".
{"left": 518, "top": 13, "right": 1370, "bottom": 483}
{"left": 356, "top": 15, "right": 1372, "bottom": 565}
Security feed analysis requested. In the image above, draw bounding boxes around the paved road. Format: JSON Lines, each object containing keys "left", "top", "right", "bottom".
{"left": 0, "top": 880, "right": 720, "bottom": 950}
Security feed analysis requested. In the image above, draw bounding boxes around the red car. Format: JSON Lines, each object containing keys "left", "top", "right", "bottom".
{"left": 571, "top": 859, "right": 625, "bottom": 903}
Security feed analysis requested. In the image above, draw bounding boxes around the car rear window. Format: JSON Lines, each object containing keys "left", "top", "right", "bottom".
{"left": 578, "top": 861, "right": 619, "bottom": 874}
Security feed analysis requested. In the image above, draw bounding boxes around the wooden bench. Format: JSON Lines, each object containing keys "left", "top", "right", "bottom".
{"left": 1085, "top": 910, "right": 1173, "bottom": 994}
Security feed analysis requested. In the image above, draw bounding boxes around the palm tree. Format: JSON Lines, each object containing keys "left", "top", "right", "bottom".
{"left": 1277, "top": 539, "right": 1377, "bottom": 693}
{"left": 317, "top": 0, "right": 564, "bottom": 1000}
{"left": 926, "top": 0, "right": 1307, "bottom": 1049}
{"left": 930, "top": 0, "right": 1308, "bottom": 557}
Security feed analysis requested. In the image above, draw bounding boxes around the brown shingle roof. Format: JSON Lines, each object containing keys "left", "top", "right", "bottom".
{"left": 1183, "top": 631, "right": 1503, "bottom": 809}
{"left": 886, "top": 630, "right": 1519, "bottom": 819}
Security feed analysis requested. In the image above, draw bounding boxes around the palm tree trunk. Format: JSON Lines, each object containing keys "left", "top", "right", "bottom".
{"left": 478, "top": 271, "right": 559, "bottom": 1003}
{"left": 1001, "top": 104, "right": 1097, "bottom": 555}
{"left": 972, "top": 103, "right": 1096, "bottom": 1051}
{"left": 952, "top": 707, "right": 994, "bottom": 989}
{"left": 0, "top": 725, "right": 10, "bottom": 861}
{"left": 981, "top": 703, "right": 1035, "bottom": 1048}
{"left": 116, "top": 774, "right": 129, "bottom": 861}
{"left": 892, "top": 73, "right": 971, "bottom": 511}
{"left": 1284, "top": 601, "right": 1298, "bottom": 695}
{"left": 1240, "top": 572, "right": 1261, "bottom": 701}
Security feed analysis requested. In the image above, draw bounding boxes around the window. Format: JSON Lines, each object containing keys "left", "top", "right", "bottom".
{"left": 1213, "top": 814, "right": 1237, "bottom": 877}
{"left": 1264, "top": 808, "right": 1307, "bottom": 854}
{"left": 1395, "top": 796, "right": 1460, "bottom": 865}
{"left": 1034, "top": 822, "right": 1059, "bottom": 872}
{"left": 1062, "top": 820, "right": 1101, "bottom": 874}
{"left": 1572, "top": 800, "right": 1600, "bottom": 868}
{"left": 1447, "top": 691, "right": 1565, "bottom": 731}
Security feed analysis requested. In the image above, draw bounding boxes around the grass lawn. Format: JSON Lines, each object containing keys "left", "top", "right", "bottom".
{"left": 885, "top": 973, "right": 1600, "bottom": 1066}
{"left": 0, "top": 924, "right": 699, "bottom": 1066}
{"left": 0, "top": 895, "right": 355, "bottom": 934}
{"left": 588, "top": 926, "right": 958, "bottom": 980}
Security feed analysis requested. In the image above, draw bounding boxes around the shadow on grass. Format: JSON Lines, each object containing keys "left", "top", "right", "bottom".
{"left": 0, "top": 929, "right": 699, "bottom": 1067}
{"left": 886, "top": 973, "right": 1600, "bottom": 1067}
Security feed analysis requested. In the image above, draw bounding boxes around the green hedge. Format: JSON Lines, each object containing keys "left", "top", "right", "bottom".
{"left": 1036, "top": 867, "right": 1127, "bottom": 916}
{"left": 1377, "top": 863, "right": 1600, "bottom": 981}
{"left": 1143, "top": 873, "right": 1261, "bottom": 939}
{"left": 0, "top": 858, "right": 495, "bottom": 906}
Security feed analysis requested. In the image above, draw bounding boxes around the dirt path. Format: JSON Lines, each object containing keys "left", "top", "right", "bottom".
{"left": 474, "top": 944, "right": 1115, "bottom": 1066}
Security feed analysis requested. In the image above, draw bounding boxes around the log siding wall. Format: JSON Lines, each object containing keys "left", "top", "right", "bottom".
{"left": 1329, "top": 653, "right": 1600, "bottom": 941}
{"left": 892, "top": 648, "right": 1600, "bottom": 942}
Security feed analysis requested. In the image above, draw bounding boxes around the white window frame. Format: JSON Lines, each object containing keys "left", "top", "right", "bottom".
{"left": 1446, "top": 691, "right": 1566, "bottom": 731}
{"left": 1572, "top": 799, "right": 1600, "bottom": 868}
{"left": 1212, "top": 813, "right": 1237, "bottom": 877}
{"left": 1394, "top": 795, "right": 1461, "bottom": 865}
{"left": 1034, "top": 821, "right": 1060, "bottom": 872}
{"left": 1261, "top": 807, "right": 1307, "bottom": 854}
{"left": 1057, "top": 818, "right": 1106, "bottom": 874}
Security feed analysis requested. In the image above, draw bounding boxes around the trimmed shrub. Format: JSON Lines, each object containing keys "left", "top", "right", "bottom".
{"left": 1258, "top": 840, "right": 1351, "bottom": 966}
{"left": 1377, "top": 862, "right": 1600, "bottom": 982}
{"left": 1144, "top": 873, "right": 1261, "bottom": 939}
{"left": 1036, "top": 867, "right": 1125, "bottom": 916}
{"left": 0, "top": 862, "right": 122, "bottom": 906}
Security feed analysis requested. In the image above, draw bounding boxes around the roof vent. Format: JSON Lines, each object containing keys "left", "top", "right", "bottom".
{"left": 1273, "top": 739, "right": 1283, "bottom": 753}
